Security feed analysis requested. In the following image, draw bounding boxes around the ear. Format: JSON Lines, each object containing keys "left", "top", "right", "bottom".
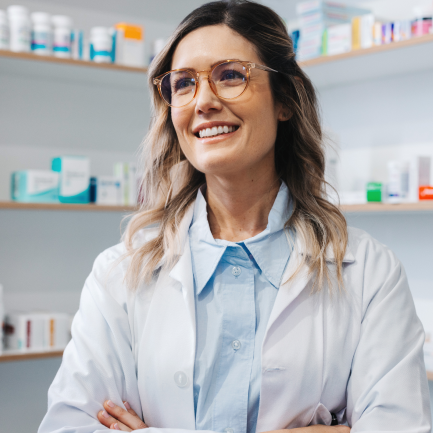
{"left": 277, "top": 105, "right": 292, "bottom": 122}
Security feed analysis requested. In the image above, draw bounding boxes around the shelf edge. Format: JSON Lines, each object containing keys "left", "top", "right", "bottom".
{"left": 0, "top": 49, "right": 148, "bottom": 74}
{"left": 299, "top": 33, "right": 433, "bottom": 69}
{"left": 0, "top": 350, "right": 64, "bottom": 362}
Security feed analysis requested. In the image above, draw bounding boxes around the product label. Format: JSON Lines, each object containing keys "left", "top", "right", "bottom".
{"left": 60, "top": 158, "right": 90, "bottom": 197}
{"left": 27, "top": 171, "right": 59, "bottom": 195}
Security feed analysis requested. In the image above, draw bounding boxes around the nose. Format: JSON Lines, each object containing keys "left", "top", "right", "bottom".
{"left": 194, "top": 72, "right": 222, "bottom": 115}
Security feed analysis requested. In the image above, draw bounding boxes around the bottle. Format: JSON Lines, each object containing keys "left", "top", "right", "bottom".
{"left": 7, "top": 5, "right": 31, "bottom": 52}
{"left": 0, "top": 10, "right": 9, "bottom": 50}
{"left": 150, "top": 38, "right": 165, "bottom": 63}
{"left": 90, "top": 27, "right": 112, "bottom": 63}
{"left": 31, "top": 12, "right": 51, "bottom": 55}
{"left": 51, "top": 15, "right": 72, "bottom": 58}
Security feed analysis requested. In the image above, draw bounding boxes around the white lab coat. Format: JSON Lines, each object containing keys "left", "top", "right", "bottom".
{"left": 39, "top": 203, "right": 431, "bottom": 433}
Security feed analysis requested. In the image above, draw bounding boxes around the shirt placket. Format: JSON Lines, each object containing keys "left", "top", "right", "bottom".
{"left": 212, "top": 248, "right": 256, "bottom": 433}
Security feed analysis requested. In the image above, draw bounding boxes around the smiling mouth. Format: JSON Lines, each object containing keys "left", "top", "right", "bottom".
{"left": 194, "top": 125, "right": 239, "bottom": 138}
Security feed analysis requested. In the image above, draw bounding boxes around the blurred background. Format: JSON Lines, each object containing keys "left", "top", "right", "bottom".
{"left": 0, "top": 0, "right": 432, "bottom": 431}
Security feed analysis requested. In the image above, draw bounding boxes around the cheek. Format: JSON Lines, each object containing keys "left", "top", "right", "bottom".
{"left": 171, "top": 109, "right": 192, "bottom": 142}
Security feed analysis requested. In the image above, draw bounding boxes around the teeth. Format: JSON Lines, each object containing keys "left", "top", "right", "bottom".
{"left": 198, "top": 125, "right": 236, "bottom": 138}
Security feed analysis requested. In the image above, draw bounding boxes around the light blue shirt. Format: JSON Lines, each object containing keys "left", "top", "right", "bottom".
{"left": 189, "top": 183, "right": 293, "bottom": 433}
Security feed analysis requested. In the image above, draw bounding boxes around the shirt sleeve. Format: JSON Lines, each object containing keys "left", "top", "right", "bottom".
{"left": 347, "top": 240, "right": 432, "bottom": 433}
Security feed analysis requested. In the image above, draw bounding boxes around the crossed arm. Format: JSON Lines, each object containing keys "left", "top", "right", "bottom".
{"left": 96, "top": 400, "right": 350, "bottom": 433}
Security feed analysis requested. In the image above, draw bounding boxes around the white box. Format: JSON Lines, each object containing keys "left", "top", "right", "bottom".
{"left": 96, "top": 176, "right": 122, "bottom": 205}
{"left": 114, "top": 162, "right": 138, "bottom": 206}
{"left": 409, "top": 156, "right": 431, "bottom": 202}
{"left": 43, "top": 313, "right": 72, "bottom": 349}
{"left": 5, "top": 312, "right": 45, "bottom": 351}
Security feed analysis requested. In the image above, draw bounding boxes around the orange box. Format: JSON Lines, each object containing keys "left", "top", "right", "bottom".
{"left": 419, "top": 186, "right": 433, "bottom": 200}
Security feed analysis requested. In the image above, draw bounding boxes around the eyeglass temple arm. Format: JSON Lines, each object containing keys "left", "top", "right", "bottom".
{"left": 250, "top": 63, "right": 279, "bottom": 73}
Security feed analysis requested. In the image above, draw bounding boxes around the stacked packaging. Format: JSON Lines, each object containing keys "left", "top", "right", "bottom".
{"left": 5, "top": 311, "right": 72, "bottom": 352}
{"left": 296, "top": 1, "right": 373, "bottom": 60}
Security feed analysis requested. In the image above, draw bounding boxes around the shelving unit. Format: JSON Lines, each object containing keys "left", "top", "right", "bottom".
{"left": 0, "top": 201, "right": 136, "bottom": 212}
{"left": 1, "top": 201, "right": 433, "bottom": 213}
{"left": 300, "top": 33, "right": 433, "bottom": 89}
{"left": 0, "top": 32, "right": 432, "bottom": 89}
{"left": 0, "top": 49, "right": 148, "bottom": 74}
{"left": 0, "top": 350, "right": 64, "bottom": 363}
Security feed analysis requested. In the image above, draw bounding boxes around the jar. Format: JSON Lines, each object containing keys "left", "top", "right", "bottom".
{"left": 90, "top": 27, "right": 112, "bottom": 63}
{"left": 7, "top": 5, "right": 31, "bottom": 52}
{"left": 31, "top": 12, "right": 51, "bottom": 55}
{"left": 51, "top": 15, "right": 72, "bottom": 58}
{"left": 0, "top": 10, "right": 9, "bottom": 50}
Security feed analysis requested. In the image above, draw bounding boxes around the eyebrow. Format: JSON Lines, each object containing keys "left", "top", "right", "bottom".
{"left": 173, "top": 58, "right": 243, "bottom": 72}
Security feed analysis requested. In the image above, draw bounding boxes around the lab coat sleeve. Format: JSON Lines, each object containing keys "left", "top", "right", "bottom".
{"left": 39, "top": 249, "right": 217, "bottom": 433}
{"left": 346, "top": 238, "right": 432, "bottom": 433}
{"left": 38, "top": 249, "right": 145, "bottom": 433}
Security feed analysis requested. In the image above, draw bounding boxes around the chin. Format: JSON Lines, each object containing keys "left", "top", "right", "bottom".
{"left": 193, "top": 153, "right": 244, "bottom": 176}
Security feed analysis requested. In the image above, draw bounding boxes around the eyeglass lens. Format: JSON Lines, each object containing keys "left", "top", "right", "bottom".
{"left": 160, "top": 61, "right": 248, "bottom": 107}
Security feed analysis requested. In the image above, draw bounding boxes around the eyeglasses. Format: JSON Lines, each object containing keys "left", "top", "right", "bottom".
{"left": 153, "top": 59, "right": 278, "bottom": 108}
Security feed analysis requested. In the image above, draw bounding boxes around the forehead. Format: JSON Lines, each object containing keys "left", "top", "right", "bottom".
{"left": 171, "top": 24, "right": 260, "bottom": 70}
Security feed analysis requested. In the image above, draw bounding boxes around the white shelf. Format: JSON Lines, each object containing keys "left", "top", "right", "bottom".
{"left": 301, "top": 34, "right": 433, "bottom": 89}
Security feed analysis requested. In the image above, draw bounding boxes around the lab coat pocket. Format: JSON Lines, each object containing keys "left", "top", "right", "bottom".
{"left": 308, "top": 402, "right": 333, "bottom": 426}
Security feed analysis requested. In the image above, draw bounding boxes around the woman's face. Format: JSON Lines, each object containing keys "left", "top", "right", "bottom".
{"left": 170, "top": 24, "right": 287, "bottom": 179}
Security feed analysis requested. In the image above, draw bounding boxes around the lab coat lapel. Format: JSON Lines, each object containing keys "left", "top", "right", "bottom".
{"left": 137, "top": 206, "right": 196, "bottom": 430}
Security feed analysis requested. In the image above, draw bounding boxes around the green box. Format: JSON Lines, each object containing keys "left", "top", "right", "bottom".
{"left": 366, "top": 182, "right": 382, "bottom": 202}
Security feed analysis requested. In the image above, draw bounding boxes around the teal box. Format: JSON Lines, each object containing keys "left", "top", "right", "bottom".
{"left": 11, "top": 170, "right": 59, "bottom": 203}
{"left": 52, "top": 156, "right": 90, "bottom": 204}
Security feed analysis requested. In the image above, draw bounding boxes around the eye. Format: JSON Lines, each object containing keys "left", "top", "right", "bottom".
{"left": 173, "top": 77, "right": 195, "bottom": 92}
{"left": 220, "top": 69, "right": 245, "bottom": 81}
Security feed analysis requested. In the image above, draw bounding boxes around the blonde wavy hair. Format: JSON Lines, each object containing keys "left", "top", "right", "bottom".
{"left": 123, "top": 0, "right": 348, "bottom": 290}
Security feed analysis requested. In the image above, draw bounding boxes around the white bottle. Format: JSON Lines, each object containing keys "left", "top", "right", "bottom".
{"left": 51, "top": 15, "right": 72, "bottom": 58}
{"left": 0, "top": 10, "right": 9, "bottom": 50}
{"left": 31, "top": 12, "right": 51, "bottom": 55}
{"left": 90, "top": 27, "right": 112, "bottom": 63}
{"left": 387, "top": 160, "right": 409, "bottom": 204}
{"left": 7, "top": 5, "right": 31, "bottom": 52}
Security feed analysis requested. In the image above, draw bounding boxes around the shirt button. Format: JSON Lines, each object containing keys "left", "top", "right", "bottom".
{"left": 225, "top": 429, "right": 234, "bottom": 433}
{"left": 232, "top": 340, "right": 241, "bottom": 350}
{"left": 174, "top": 371, "right": 189, "bottom": 388}
{"left": 232, "top": 266, "right": 241, "bottom": 277}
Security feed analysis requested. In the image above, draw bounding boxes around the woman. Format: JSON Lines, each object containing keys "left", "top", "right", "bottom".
{"left": 39, "top": 1, "right": 431, "bottom": 432}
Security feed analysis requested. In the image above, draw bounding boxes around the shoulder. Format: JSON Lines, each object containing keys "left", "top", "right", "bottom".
{"left": 346, "top": 226, "right": 401, "bottom": 272}
{"left": 88, "top": 226, "right": 159, "bottom": 305}
{"left": 345, "top": 226, "right": 409, "bottom": 316}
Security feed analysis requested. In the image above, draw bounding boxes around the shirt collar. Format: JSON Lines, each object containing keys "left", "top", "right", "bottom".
{"left": 189, "top": 182, "right": 293, "bottom": 295}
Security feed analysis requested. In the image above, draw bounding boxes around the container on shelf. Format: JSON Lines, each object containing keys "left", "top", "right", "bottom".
{"left": 31, "top": 11, "right": 51, "bottom": 55}
{"left": 90, "top": 26, "right": 112, "bottom": 63}
{"left": 71, "top": 29, "right": 83, "bottom": 60}
{"left": 11, "top": 170, "right": 59, "bottom": 203}
{"left": 51, "top": 14, "right": 72, "bottom": 58}
{"left": 7, "top": 5, "right": 31, "bottom": 52}
{"left": 52, "top": 156, "right": 90, "bottom": 204}
{"left": 0, "top": 10, "right": 9, "bottom": 50}
{"left": 387, "top": 160, "right": 409, "bottom": 203}
{"left": 150, "top": 38, "right": 165, "bottom": 63}
{"left": 114, "top": 22, "right": 144, "bottom": 67}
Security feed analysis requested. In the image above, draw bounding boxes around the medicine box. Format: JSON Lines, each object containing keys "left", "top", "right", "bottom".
{"left": 5, "top": 312, "right": 72, "bottom": 351}
{"left": 52, "top": 156, "right": 90, "bottom": 204}
{"left": 114, "top": 23, "right": 144, "bottom": 67}
{"left": 96, "top": 176, "right": 122, "bottom": 205}
{"left": 11, "top": 170, "right": 59, "bottom": 203}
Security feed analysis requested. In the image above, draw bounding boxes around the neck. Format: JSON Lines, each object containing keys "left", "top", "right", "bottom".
{"left": 205, "top": 166, "right": 280, "bottom": 243}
